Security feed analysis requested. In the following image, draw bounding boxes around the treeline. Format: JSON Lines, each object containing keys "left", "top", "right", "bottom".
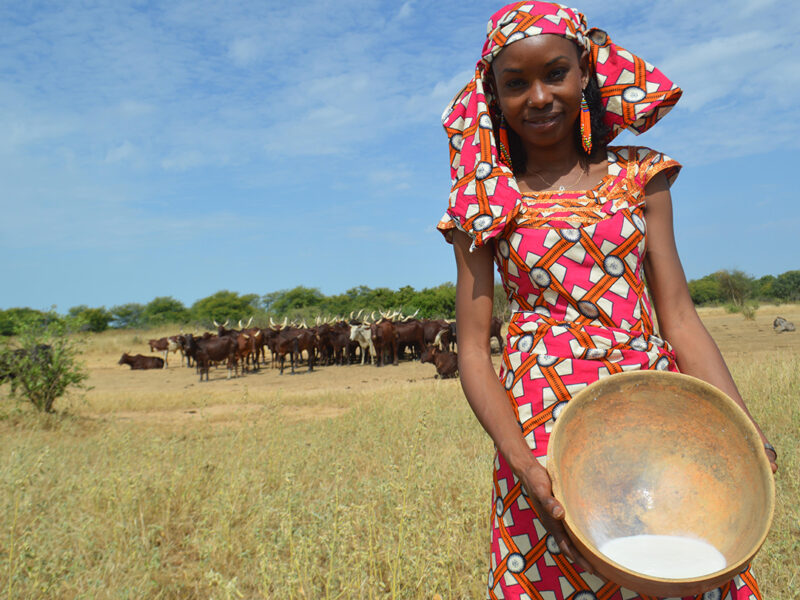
{"left": 1, "top": 270, "right": 798, "bottom": 335}
{"left": 0, "top": 284, "right": 460, "bottom": 335}
{"left": 687, "top": 269, "right": 800, "bottom": 306}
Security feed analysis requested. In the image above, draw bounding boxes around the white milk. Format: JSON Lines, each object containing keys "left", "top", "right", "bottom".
{"left": 598, "top": 535, "right": 726, "bottom": 579}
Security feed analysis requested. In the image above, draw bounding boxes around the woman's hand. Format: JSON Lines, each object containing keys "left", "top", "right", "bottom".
{"left": 517, "top": 462, "right": 595, "bottom": 574}
{"left": 764, "top": 447, "right": 778, "bottom": 474}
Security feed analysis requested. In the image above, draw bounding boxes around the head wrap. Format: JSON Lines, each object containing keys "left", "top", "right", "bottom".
{"left": 443, "top": 1, "right": 682, "bottom": 249}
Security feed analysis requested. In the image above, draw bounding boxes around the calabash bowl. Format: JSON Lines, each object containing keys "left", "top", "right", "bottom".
{"left": 546, "top": 370, "right": 774, "bottom": 597}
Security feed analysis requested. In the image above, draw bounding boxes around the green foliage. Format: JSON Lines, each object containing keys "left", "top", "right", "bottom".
{"left": 142, "top": 296, "right": 190, "bottom": 326}
{"left": 772, "top": 270, "right": 800, "bottom": 302}
{"left": 191, "top": 290, "right": 259, "bottom": 327}
{"left": 713, "top": 269, "right": 752, "bottom": 307}
{"left": 110, "top": 303, "right": 146, "bottom": 329}
{"left": 688, "top": 276, "right": 722, "bottom": 305}
{"left": 0, "top": 307, "right": 48, "bottom": 336}
{"left": 68, "top": 305, "right": 112, "bottom": 332}
{"left": 0, "top": 316, "right": 89, "bottom": 413}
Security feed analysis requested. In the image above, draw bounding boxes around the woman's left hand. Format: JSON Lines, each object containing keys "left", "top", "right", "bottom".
{"left": 764, "top": 447, "right": 778, "bottom": 474}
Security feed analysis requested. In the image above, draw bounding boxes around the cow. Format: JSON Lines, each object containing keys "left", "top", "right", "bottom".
{"left": 370, "top": 319, "right": 398, "bottom": 366}
{"left": 394, "top": 319, "right": 426, "bottom": 360}
{"left": 773, "top": 316, "right": 796, "bottom": 333}
{"left": 422, "top": 319, "right": 451, "bottom": 351}
{"left": 147, "top": 335, "right": 185, "bottom": 367}
{"left": 275, "top": 327, "right": 317, "bottom": 375}
{"left": 350, "top": 323, "right": 375, "bottom": 365}
{"left": 195, "top": 335, "right": 238, "bottom": 381}
{"left": 420, "top": 345, "right": 458, "bottom": 379}
{"left": 490, "top": 317, "right": 504, "bottom": 352}
{"left": 0, "top": 344, "right": 53, "bottom": 382}
{"left": 118, "top": 353, "right": 165, "bottom": 370}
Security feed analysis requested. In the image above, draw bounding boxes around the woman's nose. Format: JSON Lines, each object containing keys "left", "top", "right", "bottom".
{"left": 526, "top": 81, "right": 552, "bottom": 108}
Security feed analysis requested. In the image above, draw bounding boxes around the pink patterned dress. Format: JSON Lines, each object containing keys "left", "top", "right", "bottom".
{"left": 438, "top": 145, "right": 762, "bottom": 600}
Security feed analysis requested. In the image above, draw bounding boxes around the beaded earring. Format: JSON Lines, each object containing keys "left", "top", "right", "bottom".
{"left": 579, "top": 91, "right": 592, "bottom": 154}
{"left": 497, "top": 114, "right": 513, "bottom": 167}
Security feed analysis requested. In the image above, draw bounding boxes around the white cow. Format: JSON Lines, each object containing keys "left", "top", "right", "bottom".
{"left": 349, "top": 324, "right": 376, "bottom": 365}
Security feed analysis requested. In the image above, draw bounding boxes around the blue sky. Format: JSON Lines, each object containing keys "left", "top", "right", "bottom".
{"left": 1, "top": 0, "right": 799, "bottom": 312}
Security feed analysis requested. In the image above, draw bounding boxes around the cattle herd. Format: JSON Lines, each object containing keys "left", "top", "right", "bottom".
{"left": 119, "top": 312, "right": 506, "bottom": 382}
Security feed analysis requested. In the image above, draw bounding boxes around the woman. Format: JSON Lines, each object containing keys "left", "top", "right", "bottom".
{"left": 436, "top": 3, "right": 778, "bottom": 599}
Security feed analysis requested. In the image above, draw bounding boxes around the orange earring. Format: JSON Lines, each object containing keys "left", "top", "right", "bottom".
{"left": 579, "top": 91, "right": 592, "bottom": 154}
{"left": 498, "top": 114, "right": 513, "bottom": 167}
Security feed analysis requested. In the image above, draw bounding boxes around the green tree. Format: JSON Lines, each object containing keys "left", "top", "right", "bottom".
{"left": 265, "top": 286, "right": 325, "bottom": 318}
{"left": 0, "top": 308, "right": 48, "bottom": 336}
{"left": 191, "top": 290, "right": 259, "bottom": 326}
{"left": 687, "top": 275, "right": 722, "bottom": 305}
{"left": 752, "top": 275, "right": 776, "bottom": 300}
{"left": 110, "top": 303, "right": 146, "bottom": 329}
{"left": 0, "top": 316, "right": 89, "bottom": 413}
{"left": 68, "top": 305, "right": 112, "bottom": 332}
{"left": 773, "top": 270, "right": 800, "bottom": 302}
{"left": 142, "top": 297, "right": 190, "bottom": 326}
{"left": 713, "top": 269, "right": 753, "bottom": 307}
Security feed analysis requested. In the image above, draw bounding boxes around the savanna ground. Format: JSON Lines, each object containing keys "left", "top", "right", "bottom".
{"left": 1, "top": 305, "right": 799, "bottom": 599}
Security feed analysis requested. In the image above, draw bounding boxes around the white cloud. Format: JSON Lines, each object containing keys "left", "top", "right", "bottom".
{"left": 228, "top": 37, "right": 264, "bottom": 67}
{"left": 105, "top": 140, "right": 136, "bottom": 163}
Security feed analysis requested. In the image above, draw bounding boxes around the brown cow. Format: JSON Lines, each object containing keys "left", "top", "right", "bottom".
{"left": 490, "top": 317, "right": 504, "bottom": 353}
{"left": 195, "top": 335, "right": 238, "bottom": 381}
{"left": 275, "top": 327, "right": 317, "bottom": 374}
{"left": 370, "top": 319, "right": 398, "bottom": 366}
{"left": 394, "top": 319, "right": 426, "bottom": 360}
{"left": 118, "top": 353, "right": 165, "bottom": 370}
{"left": 147, "top": 335, "right": 185, "bottom": 367}
{"left": 420, "top": 345, "right": 458, "bottom": 379}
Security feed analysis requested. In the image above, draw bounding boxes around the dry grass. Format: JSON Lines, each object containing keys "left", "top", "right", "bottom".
{"left": 1, "top": 305, "right": 799, "bottom": 599}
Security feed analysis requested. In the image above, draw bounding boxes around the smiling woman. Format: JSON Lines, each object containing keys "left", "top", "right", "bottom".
{"left": 435, "top": 2, "right": 777, "bottom": 600}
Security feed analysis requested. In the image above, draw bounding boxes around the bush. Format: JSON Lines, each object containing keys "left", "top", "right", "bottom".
{"left": 0, "top": 317, "right": 89, "bottom": 413}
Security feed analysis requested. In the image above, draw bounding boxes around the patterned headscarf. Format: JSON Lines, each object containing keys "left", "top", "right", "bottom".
{"left": 443, "top": 1, "right": 682, "bottom": 248}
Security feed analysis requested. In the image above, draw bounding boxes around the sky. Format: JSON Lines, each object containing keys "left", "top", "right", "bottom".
{"left": 1, "top": 0, "right": 799, "bottom": 312}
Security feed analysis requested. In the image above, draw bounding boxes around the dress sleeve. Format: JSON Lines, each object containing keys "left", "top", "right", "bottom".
{"left": 633, "top": 147, "right": 681, "bottom": 189}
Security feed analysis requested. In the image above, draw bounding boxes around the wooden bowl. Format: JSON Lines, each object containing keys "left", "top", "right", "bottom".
{"left": 546, "top": 371, "right": 774, "bottom": 597}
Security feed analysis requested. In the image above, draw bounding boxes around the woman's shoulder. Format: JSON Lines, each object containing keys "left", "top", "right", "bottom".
{"left": 606, "top": 145, "right": 681, "bottom": 189}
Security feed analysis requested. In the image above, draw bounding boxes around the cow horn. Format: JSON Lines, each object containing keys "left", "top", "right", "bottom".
{"left": 270, "top": 317, "right": 276, "bottom": 327}
{"left": 411, "top": 309, "right": 419, "bottom": 318}
{"left": 247, "top": 316, "right": 253, "bottom": 327}
{"left": 238, "top": 319, "right": 243, "bottom": 329}
{"left": 301, "top": 319, "right": 308, "bottom": 329}
{"left": 282, "top": 317, "right": 288, "bottom": 327}
{"left": 213, "top": 319, "right": 219, "bottom": 327}
{"left": 224, "top": 319, "right": 229, "bottom": 327}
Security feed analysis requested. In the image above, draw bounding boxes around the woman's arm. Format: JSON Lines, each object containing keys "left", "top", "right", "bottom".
{"left": 452, "top": 230, "right": 594, "bottom": 570}
{"left": 643, "top": 174, "right": 777, "bottom": 472}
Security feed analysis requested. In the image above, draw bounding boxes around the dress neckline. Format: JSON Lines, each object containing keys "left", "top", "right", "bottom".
{"left": 521, "top": 148, "right": 615, "bottom": 197}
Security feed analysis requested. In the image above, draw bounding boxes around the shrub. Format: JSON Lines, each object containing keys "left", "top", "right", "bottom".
{"left": 0, "top": 317, "right": 89, "bottom": 413}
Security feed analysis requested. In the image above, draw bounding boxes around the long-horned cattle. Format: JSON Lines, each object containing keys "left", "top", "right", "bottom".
{"left": 118, "top": 353, "right": 165, "bottom": 370}
{"left": 420, "top": 345, "right": 458, "bottom": 379}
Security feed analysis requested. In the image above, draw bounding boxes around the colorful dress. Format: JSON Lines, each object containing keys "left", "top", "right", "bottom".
{"left": 438, "top": 146, "right": 762, "bottom": 600}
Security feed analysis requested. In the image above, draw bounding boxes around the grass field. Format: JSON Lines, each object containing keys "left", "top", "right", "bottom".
{"left": 1, "top": 305, "right": 799, "bottom": 599}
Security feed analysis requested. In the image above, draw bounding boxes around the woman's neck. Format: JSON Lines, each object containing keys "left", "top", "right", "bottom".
{"left": 524, "top": 141, "right": 584, "bottom": 177}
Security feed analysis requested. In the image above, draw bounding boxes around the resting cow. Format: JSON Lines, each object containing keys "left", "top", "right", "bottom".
{"left": 420, "top": 345, "right": 458, "bottom": 379}
{"left": 118, "top": 353, "right": 165, "bottom": 370}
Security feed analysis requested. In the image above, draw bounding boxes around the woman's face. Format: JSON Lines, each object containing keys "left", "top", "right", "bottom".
{"left": 492, "top": 34, "right": 589, "bottom": 152}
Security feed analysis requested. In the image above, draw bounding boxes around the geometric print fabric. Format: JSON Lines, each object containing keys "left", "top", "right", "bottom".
{"left": 439, "top": 146, "right": 764, "bottom": 600}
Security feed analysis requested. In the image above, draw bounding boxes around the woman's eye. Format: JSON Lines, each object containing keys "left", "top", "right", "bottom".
{"left": 548, "top": 68, "right": 567, "bottom": 81}
{"left": 505, "top": 78, "right": 526, "bottom": 89}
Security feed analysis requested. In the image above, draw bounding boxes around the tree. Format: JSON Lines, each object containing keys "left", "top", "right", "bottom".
{"left": 713, "top": 270, "right": 753, "bottom": 307}
{"left": 0, "top": 308, "right": 48, "bottom": 336}
{"left": 142, "top": 297, "right": 190, "bottom": 326}
{"left": 68, "top": 305, "right": 112, "bottom": 332}
{"left": 0, "top": 316, "right": 88, "bottom": 413}
{"left": 773, "top": 270, "right": 800, "bottom": 302}
{"left": 191, "top": 290, "right": 259, "bottom": 326}
{"left": 110, "top": 303, "right": 146, "bottom": 329}
{"left": 687, "top": 275, "right": 722, "bottom": 305}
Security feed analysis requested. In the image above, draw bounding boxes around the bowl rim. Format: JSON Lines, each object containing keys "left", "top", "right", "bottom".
{"left": 546, "top": 370, "right": 776, "bottom": 595}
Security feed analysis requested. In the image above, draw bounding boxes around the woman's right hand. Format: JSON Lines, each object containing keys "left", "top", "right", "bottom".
{"left": 518, "top": 462, "right": 595, "bottom": 574}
